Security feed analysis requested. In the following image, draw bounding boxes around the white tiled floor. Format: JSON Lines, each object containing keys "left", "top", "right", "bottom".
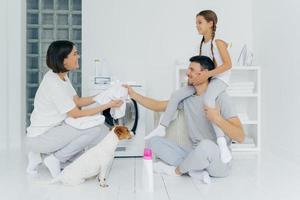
{"left": 0, "top": 148, "right": 299, "bottom": 200}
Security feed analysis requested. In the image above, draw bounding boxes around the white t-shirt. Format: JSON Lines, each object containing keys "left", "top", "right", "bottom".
{"left": 192, "top": 39, "right": 231, "bottom": 84}
{"left": 27, "top": 70, "right": 77, "bottom": 137}
{"left": 201, "top": 39, "right": 231, "bottom": 84}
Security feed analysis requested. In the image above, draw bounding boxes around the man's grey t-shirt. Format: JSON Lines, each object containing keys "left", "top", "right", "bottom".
{"left": 179, "top": 91, "right": 237, "bottom": 148}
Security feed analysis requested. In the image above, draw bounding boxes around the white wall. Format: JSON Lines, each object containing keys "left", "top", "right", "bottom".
{"left": 0, "top": 0, "right": 9, "bottom": 149}
{"left": 253, "top": 0, "right": 300, "bottom": 160}
{"left": 0, "top": 0, "right": 25, "bottom": 149}
{"left": 4, "top": 0, "right": 298, "bottom": 158}
{"left": 0, "top": 0, "right": 253, "bottom": 148}
{"left": 82, "top": 0, "right": 253, "bottom": 131}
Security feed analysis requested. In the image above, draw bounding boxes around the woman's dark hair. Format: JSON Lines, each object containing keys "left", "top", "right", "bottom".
{"left": 197, "top": 10, "right": 218, "bottom": 67}
{"left": 46, "top": 40, "right": 74, "bottom": 73}
{"left": 189, "top": 55, "right": 215, "bottom": 82}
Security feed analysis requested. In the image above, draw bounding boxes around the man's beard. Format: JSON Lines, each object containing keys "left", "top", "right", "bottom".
{"left": 187, "top": 79, "right": 193, "bottom": 86}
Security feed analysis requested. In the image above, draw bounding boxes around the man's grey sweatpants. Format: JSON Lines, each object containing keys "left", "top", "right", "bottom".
{"left": 26, "top": 123, "right": 109, "bottom": 163}
{"left": 148, "top": 136, "right": 231, "bottom": 177}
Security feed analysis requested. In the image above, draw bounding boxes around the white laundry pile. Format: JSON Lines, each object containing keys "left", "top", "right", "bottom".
{"left": 65, "top": 114, "right": 105, "bottom": 130}
{"left": 93, "top": 84, "right": 129, "bottom": 119}
{"left": 227, "top": 82, "right": 255, "bottom": 95}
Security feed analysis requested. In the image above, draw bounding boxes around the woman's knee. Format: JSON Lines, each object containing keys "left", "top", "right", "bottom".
{"left": 88, "top": 130, "right": 109, "bottom": 147}
{"left": 25, "top": 137, "right": 36, "bottom": 152}
{"left": 83, "top": 125, "right": 107, "bottom": 138}
{"left": 26, "top": 137, "right": 53, "bottom": 154}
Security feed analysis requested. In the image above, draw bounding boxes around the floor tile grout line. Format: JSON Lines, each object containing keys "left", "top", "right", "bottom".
{"left": 161, "top": 175, "right": 171, "bottom": 200}
{"left": 134, "top": 158, "right": 137, "bottom": 194}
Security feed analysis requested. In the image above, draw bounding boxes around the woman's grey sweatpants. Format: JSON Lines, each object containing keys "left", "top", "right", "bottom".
{"left": 26, "top": 123, "right": 109, "bottom": 163}
{"left": 160, "top": 78, "right": 228, "bottom": 138}
{"left": 148, "top": 136, "right": 231, "bottom": 177}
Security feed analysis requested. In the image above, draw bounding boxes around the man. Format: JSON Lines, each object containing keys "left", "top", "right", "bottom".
{"left": 124, "top": 55, "right": 244, "bottom": 183}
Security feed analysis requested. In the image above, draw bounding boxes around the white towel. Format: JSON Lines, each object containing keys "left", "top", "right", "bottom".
{"left": 93, "top": 84, "right": 128, "bottom": 119}
{"left": 65, "top": 114, "right": 105, "bottom": 130}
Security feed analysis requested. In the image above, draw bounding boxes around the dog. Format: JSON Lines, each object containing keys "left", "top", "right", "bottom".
{"left": 50, "top": 125, "right": 132, "bottom": 187}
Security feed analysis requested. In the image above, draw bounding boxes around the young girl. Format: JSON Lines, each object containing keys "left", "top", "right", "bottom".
{"left": 145, "top": 10, "right": 233, "bottom": 164}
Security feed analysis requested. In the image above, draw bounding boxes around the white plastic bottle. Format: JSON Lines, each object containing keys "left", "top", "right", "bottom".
{"left": 94, "top": 59, "right": 102, "bottom": 77}
{"left": 142, "top": 148, "right": 154, "bottom": 192}
{"left": 94, "top": 58, "right": 110, "bottom": 77}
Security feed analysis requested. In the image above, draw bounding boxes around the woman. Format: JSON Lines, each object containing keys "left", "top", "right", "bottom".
{"left": 26, "top": 40, "right": 123, "bottom": 177}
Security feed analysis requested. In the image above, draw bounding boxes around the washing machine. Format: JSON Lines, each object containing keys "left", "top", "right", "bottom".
{"left": 89, "top": 79, "right": 146, "bottom": 157}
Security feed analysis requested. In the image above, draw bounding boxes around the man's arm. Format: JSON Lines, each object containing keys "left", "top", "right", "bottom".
{"left": 205, "top": 105, "right": 245, "bottom": 143}
{"left": 214, "top": 117, "right": 245, "bottom": 143}
{"left": 123, "top": 85, "right": 168, "bottom": 112}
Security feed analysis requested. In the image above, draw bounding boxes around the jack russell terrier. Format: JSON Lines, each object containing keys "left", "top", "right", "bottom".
{"left": 50, "top": 125, "right": 132, "bottom": 187}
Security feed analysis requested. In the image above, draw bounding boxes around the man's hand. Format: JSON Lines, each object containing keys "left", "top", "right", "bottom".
{"left": 204, "top": 105, "right": 222, "bottom": 123}
{"left": 122, "top": 84, "right": 135, "bottom": 97}
{"left": 194, "top": 70, "right": 210, "bottom": 85}
{"left": 123, "top": 84, "right": 168, "bottom": 112}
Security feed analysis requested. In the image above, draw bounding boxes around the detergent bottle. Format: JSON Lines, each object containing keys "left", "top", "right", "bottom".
{"left": 142, "top": 148, "right": 154, "bottom": 192}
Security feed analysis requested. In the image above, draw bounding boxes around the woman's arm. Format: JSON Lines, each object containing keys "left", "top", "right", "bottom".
{"left": 67, "top": 100, "right": 123, "bottom": 118}
{"left": 73, "top": 95, "right": 95, "bottom": 108}
{"left": 207, "top": 39, "right": 232, "bottom": 77}
{"left": 123, "top": 85, "right": 168, "bottom": 112}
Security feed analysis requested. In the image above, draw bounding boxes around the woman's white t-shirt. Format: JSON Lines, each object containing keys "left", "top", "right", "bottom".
{"left": 27, "top": 70, "right": 77, "bottom": 137}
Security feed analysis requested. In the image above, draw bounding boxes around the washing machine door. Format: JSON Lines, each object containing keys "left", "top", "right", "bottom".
{"left": 102, "top": 98, "right": 139, "bottom": 134}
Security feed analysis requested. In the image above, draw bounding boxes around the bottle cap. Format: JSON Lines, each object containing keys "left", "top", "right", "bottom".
{"left": 143, "top": 148, "right": 152, "bottom": 160}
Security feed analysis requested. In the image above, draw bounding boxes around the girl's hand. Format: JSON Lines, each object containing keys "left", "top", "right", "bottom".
{"left": 108, "top": 100, "right": 124, "bottom": 108}
{"left": 194, "top": 71, "right": 210, "bottom": 85}
{"left": 122, "top": 84, "right": 135, "bottom": 97}
{"left": 204, "top": 105, "right": 222, "bottom": 123}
